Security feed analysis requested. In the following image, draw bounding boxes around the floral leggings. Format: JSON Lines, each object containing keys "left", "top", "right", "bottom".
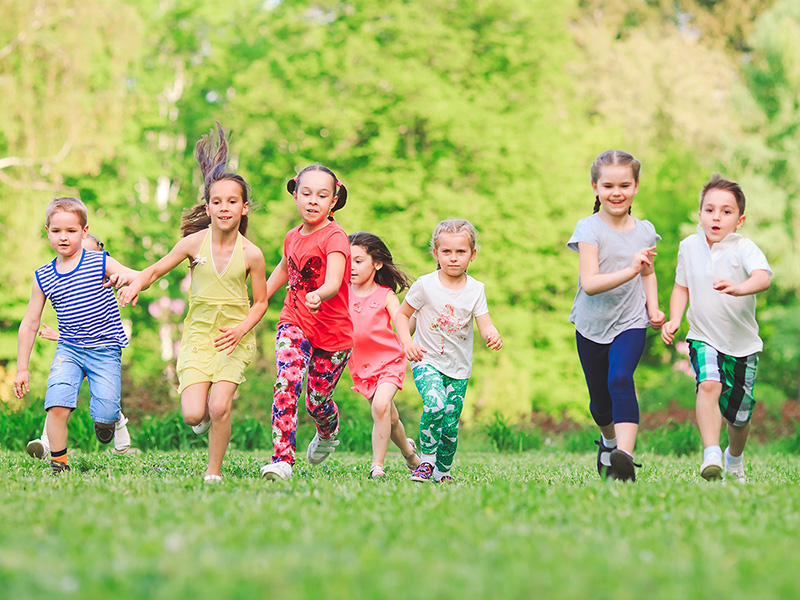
{"left": 412, "top": 364, "right": 469, "bottom": 473}
{"left": 271, "top": 323, "right": 351, "bottom": 465}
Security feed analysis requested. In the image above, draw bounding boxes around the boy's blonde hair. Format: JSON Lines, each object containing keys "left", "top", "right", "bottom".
{"left": 430, "top": 219, "right": 479, "bottom": 253}
{"left": 45, "top": 197, "right": 88, "bottom": 228}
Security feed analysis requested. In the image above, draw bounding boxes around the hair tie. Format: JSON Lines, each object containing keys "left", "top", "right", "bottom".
{"left": 293, "top": 175, "right": 299, "bottom": 182}
{"left": 336, "top": 179, "right": 342, "bottom": 187}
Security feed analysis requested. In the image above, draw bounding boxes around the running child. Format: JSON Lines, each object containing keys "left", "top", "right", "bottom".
{"left": 661, "top": 174, "right": 771, "bottom": 483}
{"left": 259, "top": 165, "right": 353, "bottom": 481}
{"left": 119, "top": 123, "right": 268, "bottom": 483}
{"left": 348, "top": 231, "right": 421, "bottom": 479}
{"left": 26, "top": 234, "right": 139, "bottom": 459}
{"left": 568, "top": 149, "right": 665, "bottom": 482}
{"left": 14, "top": 198, "right": 137, "bottom": 474}
{"left": 395, "top": 219, "right": 502, "bottom": 483}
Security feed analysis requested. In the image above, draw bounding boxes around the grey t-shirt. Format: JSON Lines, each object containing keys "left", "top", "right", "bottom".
{"left": 567, "top": 213, "right": 661, "bottom": 343}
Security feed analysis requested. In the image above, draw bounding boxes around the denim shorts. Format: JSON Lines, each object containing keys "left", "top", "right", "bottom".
{"left": 44, "top": 342, "right": 122, "bottom": 424}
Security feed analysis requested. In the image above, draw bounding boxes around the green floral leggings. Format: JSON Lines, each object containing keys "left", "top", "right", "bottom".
{"left": 412, "top": 364, "right": 469, "bottom": 473}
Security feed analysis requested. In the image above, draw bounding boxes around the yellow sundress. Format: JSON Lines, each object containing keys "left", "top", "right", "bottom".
{"left": 176, "top": 228, "right": 256, "bottom": 392}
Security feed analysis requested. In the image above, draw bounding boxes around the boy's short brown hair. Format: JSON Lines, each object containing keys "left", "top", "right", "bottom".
{"left": 45, "top": 197, "right": 88, "bottom": 228}
{"left": 700, "top": 174, "right": 746, "bottom": 215}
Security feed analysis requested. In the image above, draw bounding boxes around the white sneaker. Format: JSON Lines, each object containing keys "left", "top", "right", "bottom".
{"left": 724, "top": 458, "right": 746, "bottom": 484}
{"left": 306, "top": 432, "right": 339, "bottom": 465}
{"left": 260, "top": 461, "right": 293, "bottom": 481}
{"left": 191, "top": 419, "right": 211, "bottom": 435}
{"left": 700, "top": 452, "right": 724, "bottom": 481}
{"left": 26, "top": 438, "right": 50, "bottom": 460}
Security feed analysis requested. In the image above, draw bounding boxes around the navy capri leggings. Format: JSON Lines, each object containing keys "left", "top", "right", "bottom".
{"left": 575, "top": 328, "right": 647, "bottom": 426}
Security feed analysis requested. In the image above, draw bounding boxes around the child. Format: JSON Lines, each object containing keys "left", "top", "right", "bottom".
{"left": 661, "top": 174, "right": 771, "bottom": 483}
{"left": 14, "top": 198, "right": 136, "bottom": 474}
{"left": 259, "top": 165, "right": 353, "bottom": 481}
{"left": 395, "top": 219, "right": 502, "bottom": 483}
{"left": 348, "top": 231, "right": 421, "bottom": 479}
{"left": 568, "top": 149, "right": 664, "bottom": 482}
{"left": 26, "top": 234, "right": 139, "bottom": 459}
{"left": 119, "top": 124, "right": 268, "bottom": 483}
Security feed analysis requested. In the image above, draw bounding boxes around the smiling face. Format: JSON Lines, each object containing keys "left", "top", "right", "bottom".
{"left": 700, "top": 188, "right": 744, "bottom": 247}
{"left": 294, "top": 170, "right": 337, "bottom": 232}
{"left": 206, "top": 178, "right": 248, "bottom": 233}
{"left": 45, "top": 210, "right": 88, "bottom": 259}
{"left": 432, "top": 232, "right": 476, "bottom": 280}
{"left": 592, "top": 164, "right": 639, "bottom": 219}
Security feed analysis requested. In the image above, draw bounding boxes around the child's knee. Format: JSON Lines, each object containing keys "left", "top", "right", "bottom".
{"left": 208, "top": 398, "right": 231, "bottom": 422}
{"left": 182, "top": 405, "right": 207, "bottom": 426}
{"left": 698, "top": 380, "right": 723, "bottom": 395}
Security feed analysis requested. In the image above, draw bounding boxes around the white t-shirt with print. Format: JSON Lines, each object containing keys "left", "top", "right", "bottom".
{"left": 404, "top": 271, "right": 489, "bottom": 379}
{"left": 676, "top": 229, "right": 772, "bottom": 357}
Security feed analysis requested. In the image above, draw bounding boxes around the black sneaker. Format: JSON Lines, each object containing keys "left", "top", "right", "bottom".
{"left": 94, "top": 423, "right": 115, "bottom": 444}
{"left": 595, "top": 439, "right": 615, "bottom": 479}
{"left": 610, "top": 449, "right": 642, "bottom": 482}
{"left": 50, "top": 459, "right": 71, "bottom": 474}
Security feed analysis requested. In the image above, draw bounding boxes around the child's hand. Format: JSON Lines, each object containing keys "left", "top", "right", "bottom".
{"left": 214, "top": 326, "right": 246, "bottom": 355}
{"left": 104, "top": 272, "right": 132, "bottom": 289}
{"left": 649, "top": 309, "right": 666, "bottom": 331}
{"left": 305, "top": 291, "right": 322, "bottom": 313}
{"left": 630, "top": 246, "right": 656, "bottom": 275}
{"left": 660, "top": 320, "right": 680, "bottom": 345}
{"left": 484, "top": 329, "right": 503, "bottom": 351}
{"left": 403, "top": 340, "right": 427, "bottom": 362}
{"left": 118, "top": 284, "right": 140, "bottom": 308}
{"left": 37, "top": 323, "right": 59, "bottom": 341}
{"left": 13, "top": 371, "right": 30, "bottom": 399}
{"left": 712, "top": 278, "right": 739, "bottom": 296}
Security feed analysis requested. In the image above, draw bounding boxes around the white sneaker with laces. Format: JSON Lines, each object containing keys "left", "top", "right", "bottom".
{"left": 306, "top": 432, "right": 339, "bottom": 465}
{"left": 191, "top": 419, "right": 211, "bottom": 435}
{"left": 700, "top": 452, "right": 724, "bottom": 481}
{"left": 724, "top": 458, "right": 746, "bottom": 484}
{"left": 26, "top": 438, "right": 50, "bottom": 460}
{"left": 260, "top": 461, "right": 293, "bottom": 481}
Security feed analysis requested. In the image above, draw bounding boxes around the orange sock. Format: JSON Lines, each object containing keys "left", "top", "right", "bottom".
{"left": 51, "top": 449, "right": 68, "bottom": 464}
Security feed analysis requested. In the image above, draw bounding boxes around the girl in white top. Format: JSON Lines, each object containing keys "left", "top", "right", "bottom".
{"left": 395, "top": 219, "right": 502, "bottom": 483}
{"left": 568, "top": 150, "right": 664, "bottom": 482}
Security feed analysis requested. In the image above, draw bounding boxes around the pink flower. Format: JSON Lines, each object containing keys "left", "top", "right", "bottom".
{"left": 273, "top": 413, "right": 296, "bottom": 434}
{"left": 273, "top": 391, "right": 296, "bottom": 411}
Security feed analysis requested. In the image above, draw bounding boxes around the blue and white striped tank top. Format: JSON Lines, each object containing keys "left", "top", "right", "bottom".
{"left": 35, "top": 250, "right": 128, "bottom": 348}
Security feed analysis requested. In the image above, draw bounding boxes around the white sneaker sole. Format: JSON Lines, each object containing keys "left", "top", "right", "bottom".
{"left": 26, "top": 439, "right": 48, "bottom": 460}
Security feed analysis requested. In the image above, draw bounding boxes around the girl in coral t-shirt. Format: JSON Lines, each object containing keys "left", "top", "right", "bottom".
{"left": 348, "top": 232, "right": 421, "bottom": 479}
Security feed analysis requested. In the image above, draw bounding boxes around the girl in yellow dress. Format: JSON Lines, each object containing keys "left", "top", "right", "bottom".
{"left": 120, "top": 124, "right": 268, "bottom": 482}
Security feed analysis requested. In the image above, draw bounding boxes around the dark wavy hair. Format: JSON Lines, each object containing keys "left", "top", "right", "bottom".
{"left": 700, "top": 173, "right": 746, "bottom": 215}
{"left": 181, "top": 122, "right": 251, "bottom": 237}
{"left": 348, "top": 231, "right": 411, "bottom": 293}
{"left": 590, "top": 149, "right": 641, "bottom": 215}
{"left": 287, "top": 164, "right": 347, "bottom": 221}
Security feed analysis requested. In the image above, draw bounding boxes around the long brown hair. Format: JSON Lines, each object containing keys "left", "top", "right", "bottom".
{"left": 181, "top": 122, "right": 251, "bottom": 237}
{"left": 348, "top": 231, "right": 411, "bottom": 293}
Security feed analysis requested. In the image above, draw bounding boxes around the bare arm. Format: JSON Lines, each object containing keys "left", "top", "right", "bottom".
{"left": 266, "top": 256, "right": 289, "bottom": 300}
{"left": 14, "top": 278, "right": 47, "bottom": 398}
{"left": 661, "top": 283, "right": 689, "bottom": 345}
{"left": 305, "top": 251, "right": 347, "bottom": 313}
{"left": 395, "top": 300, "right": 426, "bottom": 361}
{"left": 713, "top": 269, "right": 771, "bottom": 297}
{"left": 475, "top": 313, "right": 503, "bottom": 350}
{"left": 214, "top": 244, "right": 269, "bottom": 354}
{"left": 578, "top": 242, "right": 656, "bottom": 296}
{"left": 641, "top": 265, "right": 665, "bottom": 330}
{"left": 118, "top": 236, "right": 198, "bottom": 307}
{"left": 104, "top": 256, "right": 141, "bottom": 289}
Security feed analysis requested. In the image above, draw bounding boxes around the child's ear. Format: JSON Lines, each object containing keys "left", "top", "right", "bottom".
{"left": 737, "top": 214, "right": 746, "bottom": 230}
{"left": 470, "top": 248, "right": 477, "bottom": 261}
{"left": 375, "top": 262, "right": 383, "bottom": 271}
{"left": 242, "top": 202, "right": 249, "bottom": 216}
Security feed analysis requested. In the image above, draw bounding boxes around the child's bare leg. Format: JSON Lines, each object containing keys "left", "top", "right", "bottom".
{"left": 388, "top": 401, "right": 417, "bottom": 463}
{"left": 45, "top": 407, "right": 71, "bottom": 451}
{"left": 206, "top": 381, "right": 236, "bottom": 477}
{"left": 696, "top": 381, "right": 723, "bottom": 448}
{"left": 726, "top": 420, "right": 751, "bottom": 457}
{"left": 180, "top": 383, "right": 211, "bottom": 427}
{"left": 614, "top": 422, "right": 638, "bottom": 454}
{"left": 369, "top": 383, "right": 395, "bottom": 468}
{"left": 41, "top": 413, "right": 49, "bottom": 441}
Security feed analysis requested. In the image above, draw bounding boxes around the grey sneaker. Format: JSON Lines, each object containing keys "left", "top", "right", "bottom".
{"left": 306, "top": 433, "right": 339, "bottom": 465}
{"left": 94, "top": 423, "right": 115, "bottom": 444}
{"left": 724, "top": 456, "right": 746, "bottom": 484}
{"left": 260, "top": 461, "right": 293, "bottom": 481}
{"left": 610, "top": 449, "right": 641, "bottom": 482}
{"left": 191, "top": 420, "right": 211, "bottom": 435}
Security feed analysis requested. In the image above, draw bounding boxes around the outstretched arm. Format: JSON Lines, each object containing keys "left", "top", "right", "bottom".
{"left": 118, "top": 236, "right": 197, "bottom": 307}
{"left": 475, "top": 313, "right": 503, "bottom": 350}
{"left": 578, "top": 242, "right": 657, "bottom": 296}
{"left": 661, "top": 283, "right": 689, "bottom": 345}
{"left": 14, "top": 278, "right": 47, "bottom": 398}
{"left": 395, "top": 300, "right": 426, "bottom": 362}
{"left": 713, "top": 269, "right": 771, "bottom": 297}
{"left": 104, "top": 256, "right": 141, "bottom": 289}
{"left": 305, "top": 251, "right": 347, "bottom": 313}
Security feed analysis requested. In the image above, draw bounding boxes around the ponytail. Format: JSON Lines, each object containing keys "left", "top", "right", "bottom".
{"left": 287, "top": 164, "right": 348, "bottom": 221}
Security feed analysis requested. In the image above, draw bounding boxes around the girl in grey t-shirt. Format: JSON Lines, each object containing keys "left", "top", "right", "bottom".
{"left": 567, "top": 150, "right": 665, "bottom": 482}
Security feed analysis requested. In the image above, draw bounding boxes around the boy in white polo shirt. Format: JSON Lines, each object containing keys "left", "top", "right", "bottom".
{"left": 661, "top": 174, "right": 771, "bottom": 483}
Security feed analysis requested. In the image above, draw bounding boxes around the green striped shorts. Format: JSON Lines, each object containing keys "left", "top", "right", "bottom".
{"left": 688, "top": 340, "right": 758, "bottom": 426}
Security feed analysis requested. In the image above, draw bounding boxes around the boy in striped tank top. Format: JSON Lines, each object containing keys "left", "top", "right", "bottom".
{"left": 14, "top": 197, "right": 136, "bottom": 474}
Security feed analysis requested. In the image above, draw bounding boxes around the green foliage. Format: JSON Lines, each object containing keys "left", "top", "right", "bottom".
{"left": 481, "top": 411, "right": 543, "bottom": 452}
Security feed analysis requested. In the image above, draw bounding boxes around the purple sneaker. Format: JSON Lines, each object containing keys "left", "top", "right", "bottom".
{"left": 410, "top": 462, "right": 433, "bottom": 482}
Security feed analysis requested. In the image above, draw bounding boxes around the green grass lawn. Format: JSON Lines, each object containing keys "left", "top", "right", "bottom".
{"left": 2, "top": 449, "right": 800, "bottom": 600}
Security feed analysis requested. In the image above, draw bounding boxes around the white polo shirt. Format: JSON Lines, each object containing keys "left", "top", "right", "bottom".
{"left": 675, "top": 228, "right": 772, "bottom": 357}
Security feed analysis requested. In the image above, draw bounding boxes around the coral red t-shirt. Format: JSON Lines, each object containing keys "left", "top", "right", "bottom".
{"left": 278, "top": 222, "right": 354, "bottom": 351}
